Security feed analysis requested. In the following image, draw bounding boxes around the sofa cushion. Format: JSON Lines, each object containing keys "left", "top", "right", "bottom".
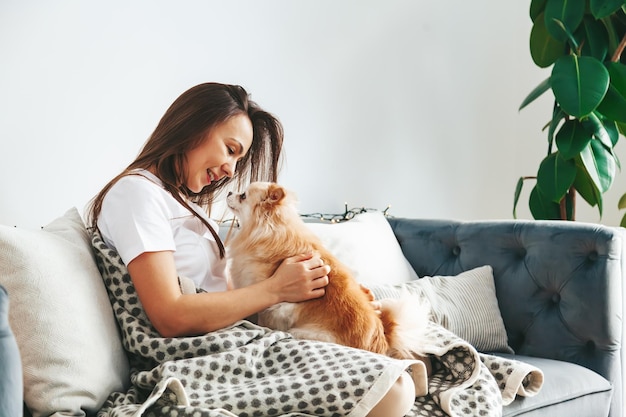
{"left": 369, "top": 265, "right": 513, "bottom": 353}
{"left": 0, "top": 208, "right": 129, "bottom": 417}
{"left": 304, "top": 212, "right": 419, "bottom": 285}
{"left": 501, "top": 354, "right": 612, "bottom": 416}
{"left": 0, "top": 285, "right": 22, "bottom": 417}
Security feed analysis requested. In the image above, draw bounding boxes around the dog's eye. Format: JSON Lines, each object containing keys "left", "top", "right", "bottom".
{"left": 239, "top": 193, "right": 246, "bottom": 201}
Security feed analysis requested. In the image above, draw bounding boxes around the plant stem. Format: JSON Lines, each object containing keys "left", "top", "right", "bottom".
{"left": 559, "top": 186, "right": 577, "bottom": 221}
{"left": 559, "top": 197, "right": 567, "bottom": 220}
{"left": 570, "top": 187, "right": 576, "bottom": 221}
{"left": 611, "top": 31, "right": 626, "bottom": 62}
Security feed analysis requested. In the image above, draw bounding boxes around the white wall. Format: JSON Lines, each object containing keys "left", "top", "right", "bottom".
{"left": 2, "top": 0, "right": 625, "bottom": 228}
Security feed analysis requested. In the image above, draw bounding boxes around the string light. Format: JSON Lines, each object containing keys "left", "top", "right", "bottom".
{"left": 218, "top": 204, "right": 393, "bottom": 226}
{"left": 300, "top": 203, "right": 393, "bottom": 223}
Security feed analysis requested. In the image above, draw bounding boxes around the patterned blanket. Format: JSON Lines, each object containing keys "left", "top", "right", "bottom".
{"left": 91, "top": 230, "right": 543, "bottom": 417}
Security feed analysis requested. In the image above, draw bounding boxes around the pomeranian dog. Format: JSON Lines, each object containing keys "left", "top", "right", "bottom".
{"left": 226, "top": 181, "right": 430, "bottom": 362}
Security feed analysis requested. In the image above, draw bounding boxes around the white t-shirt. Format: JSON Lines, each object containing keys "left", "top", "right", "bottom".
{"left": 97, "top": 169, "right": 228, "bottom": 292}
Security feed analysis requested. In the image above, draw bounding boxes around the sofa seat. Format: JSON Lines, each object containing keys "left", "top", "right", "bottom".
{"left": 501, "top": 354, "right": 612, "bottom": 416}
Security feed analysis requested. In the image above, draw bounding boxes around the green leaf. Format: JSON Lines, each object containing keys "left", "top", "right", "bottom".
{"left": 591, "top": 116, "right": 621, "bottom": 170}
{"left": 618, "top": 192, "right": 626, "bottom": 209}
{"left": 596, "top": 63, "right": 626, "bottom": 123}
{"left": 614, "top": 145, "right": 622, "bottom": 171}
{"left": 544, "top": 0, "right": 586, "bottom": 41}
{"left": 580, "top": 113, "right": 620, "bottom": 173}
{"left": 551, "top": 18, "right": 581, "bottom": 50}
{"left": 536, "top": 152, "right": 577, "bottom": 202}
{"left": 601, "top": 13, "right": 621, "bottom": 53}
{"left": 605, "top": 119, "right": 621, "bottom": 147}
{"left": 581, "top": 112, "right": 616, "bottom": 151}
{"left": 531, "top": 0, "right": 548, "bottom": 22}
{"left": 579, "top": 139, "right": 617, "bottom": 193}
{"left": 548, "top": 105, "right": 568, "bottom": 151}
{"left": 551, "top": 55, "right": 610, "bottom": 118}
{"left": 519, "top": 77, "right": 552, "bottom": 111}
{"left": 513, "top": 177, "right": 525, "bottom": 218}
{"left": 608, "top": 62, "right": 626, "bottom": 92}
{"left": 578, "top": 16, "right": 609, "bottom": 61}
{"left": 575, "top": 155, "right": 605, "bottom": 217}
{"left": 618, "top": 121, "right": 626, "bottom": 135}
{"left": 591, "top": 138, "right": 618, "bottom": 191}
{"left": 597, "top": 85, "right": 626, "bottom": 122}
{"left": 591, "top": 0, "right": 626, "bottom": 19}
{"left": 531, "top": 13, "right": 567, "bottom": 67}
{"left": 555, "top": 119, "right": 592, "bottom": 159}
{"left": 529, "top": 185, "right": 562, "bottom": 219}
{"left": 573, "top": 167, "right": 602, "bottom": 208}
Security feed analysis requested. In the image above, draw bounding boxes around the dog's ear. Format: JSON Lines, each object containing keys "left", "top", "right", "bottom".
{"left": 266, "top": 183, "right": 286, "bottom": 205}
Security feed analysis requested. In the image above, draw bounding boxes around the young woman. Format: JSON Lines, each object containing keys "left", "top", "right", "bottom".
{"left": 88, "top": 82, "right": 417, "bottom": 417}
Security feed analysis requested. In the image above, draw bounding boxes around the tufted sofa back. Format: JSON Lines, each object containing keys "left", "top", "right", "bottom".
{"left": 387, "top": 217, "right": 625, "bottom": 417}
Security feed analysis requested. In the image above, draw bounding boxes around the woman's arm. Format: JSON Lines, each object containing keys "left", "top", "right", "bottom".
{"left": 128, "top": 250, "right": 330, "bottom": 337}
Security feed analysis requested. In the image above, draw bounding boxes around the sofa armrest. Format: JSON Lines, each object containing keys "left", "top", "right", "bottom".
{"left": 0, "top": 285, "right": 23, "bottom": 417}
{"left": 387, "top": 217, "right": 624, "bottom": 416}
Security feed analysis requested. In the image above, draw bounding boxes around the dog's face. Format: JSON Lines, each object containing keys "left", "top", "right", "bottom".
{"left": 226, "top": 182, "right": 295, "bottom": 227}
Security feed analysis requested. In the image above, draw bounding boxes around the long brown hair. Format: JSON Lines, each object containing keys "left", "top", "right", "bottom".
{"left": 88, "top": 83, "right": 284, "bottom": 257}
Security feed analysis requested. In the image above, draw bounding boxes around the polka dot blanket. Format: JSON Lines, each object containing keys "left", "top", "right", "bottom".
{"left": 91, "top": 230, "right": 543, "bottom": 417}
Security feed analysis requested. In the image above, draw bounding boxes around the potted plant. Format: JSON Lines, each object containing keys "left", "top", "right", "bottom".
{"left": 514, "top": 0, "right": 626, "bottom": 221}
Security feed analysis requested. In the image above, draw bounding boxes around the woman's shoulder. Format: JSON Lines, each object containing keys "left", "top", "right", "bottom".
{"left": 103, "top": 170, "right": 173, "bottom": 214}
{"left": 116, "top": 169, "right": 163, "bottom": 190}
{"left": 98, "top": 171, "right": 178, "bottom": 265}
{"left": 107, "top": 170, "right": 168, "bottom": 200}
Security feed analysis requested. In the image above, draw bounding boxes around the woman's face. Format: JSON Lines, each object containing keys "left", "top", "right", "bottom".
{"left": 184, "top": 113, "right": 253, "bottom": 193}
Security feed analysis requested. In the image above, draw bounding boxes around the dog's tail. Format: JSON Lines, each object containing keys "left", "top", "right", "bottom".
{"left": 379, "top": 294, "right": 431, "bottom": 360}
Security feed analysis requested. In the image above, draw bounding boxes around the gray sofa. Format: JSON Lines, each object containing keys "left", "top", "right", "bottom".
{"left": 1, "top": 216, "right": 623, "bottom": 416}
{"left": 386, "top": 218, "right": 624, "bottom": 417}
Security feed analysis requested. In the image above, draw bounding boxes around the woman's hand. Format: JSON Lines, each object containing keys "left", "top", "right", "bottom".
{"left": 269, "top": 252, "right": 330, "bottom": 303}
{"left": 128, "top": 250, "right": 330, "bottom": 337}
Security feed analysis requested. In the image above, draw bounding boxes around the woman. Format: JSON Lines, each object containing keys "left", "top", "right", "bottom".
{"left": 88, "top": 82, "right": 417, "bottom": 417}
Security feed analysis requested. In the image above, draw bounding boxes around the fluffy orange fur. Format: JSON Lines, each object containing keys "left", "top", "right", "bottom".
{"left": 226, "top": 182, "right": 427, "bottom": 360}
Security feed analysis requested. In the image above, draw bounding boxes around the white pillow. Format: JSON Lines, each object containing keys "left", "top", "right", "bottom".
{"left": 369, "top": 265, "right": 514, "bottom": 353}
{"left": 305, "top": 212, "right": 418, "bottom": 286}
{"left": 0, "top": 208, "right": 129, "bottom": 417}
